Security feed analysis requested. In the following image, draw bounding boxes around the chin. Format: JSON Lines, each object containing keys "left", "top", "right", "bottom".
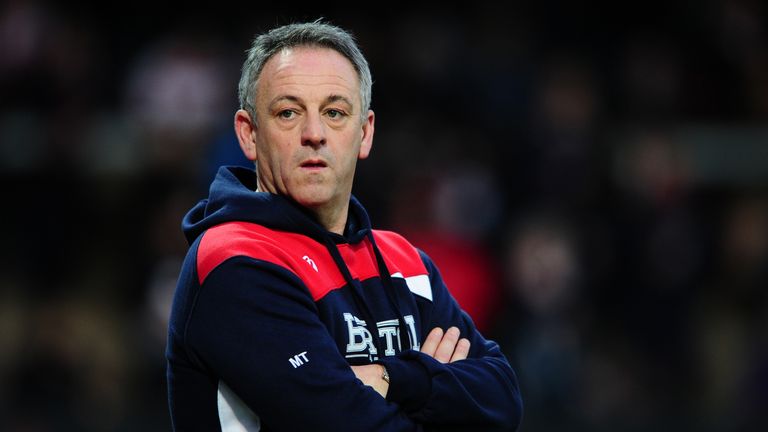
{"left": 292, "top": 189, "right": 333, "bottom": 209}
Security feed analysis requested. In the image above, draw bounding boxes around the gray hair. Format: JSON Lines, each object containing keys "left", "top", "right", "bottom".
{"left": 238, "top": 21, "right": 372, "bottom": 124}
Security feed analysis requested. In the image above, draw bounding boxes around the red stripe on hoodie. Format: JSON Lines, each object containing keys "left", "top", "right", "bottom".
{"left": 197, "top": 221, "right": 427, "bottom": 301}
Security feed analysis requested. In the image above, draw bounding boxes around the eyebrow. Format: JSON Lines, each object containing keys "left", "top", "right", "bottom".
{"left": 268, "top": 94, "right": 354, "bottom": 110}
{"left": 325, "top": 94, "right": 354, "bottom": 108}
{"left": 268, "top": 95, "right": 301, "bottom": 110}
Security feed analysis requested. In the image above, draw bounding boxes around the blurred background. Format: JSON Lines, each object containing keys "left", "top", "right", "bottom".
{"left": 1, "top": 1, "right": 767, "bottom": 430}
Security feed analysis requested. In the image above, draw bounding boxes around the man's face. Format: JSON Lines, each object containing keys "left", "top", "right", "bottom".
{"left": 243, "top": 47, "right": 374, "bottom": 213}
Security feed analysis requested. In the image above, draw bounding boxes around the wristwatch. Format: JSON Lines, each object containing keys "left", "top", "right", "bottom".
{"left": 381, "top": 366, "right": 390, "bottom": 384}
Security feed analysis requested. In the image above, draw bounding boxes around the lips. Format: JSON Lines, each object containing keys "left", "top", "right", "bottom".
{"left": 300, "top": 159, "right": 328, "bottom": 169}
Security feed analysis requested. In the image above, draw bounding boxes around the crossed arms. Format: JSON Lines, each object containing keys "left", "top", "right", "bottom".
{"left": 169, "top": 253, "right": 522, "bottom": 431}
{"left": 352, "top": 326, "right": 471, "bottom": 398}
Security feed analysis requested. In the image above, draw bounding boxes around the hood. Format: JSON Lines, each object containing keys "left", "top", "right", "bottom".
{"left": 182, "top": 166, "right": 372, "bottom": 245}
{"left": 183, "top": 166, "right": 407, "bottom": 357}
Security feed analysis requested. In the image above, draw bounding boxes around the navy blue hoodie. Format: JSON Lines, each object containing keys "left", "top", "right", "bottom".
{"left": 166, "top": 166, "right": 522, "bottom": 431}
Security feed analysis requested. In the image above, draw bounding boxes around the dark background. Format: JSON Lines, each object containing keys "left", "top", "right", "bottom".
{"left": 1, "top": 1, "right": 767, "bottom": 430}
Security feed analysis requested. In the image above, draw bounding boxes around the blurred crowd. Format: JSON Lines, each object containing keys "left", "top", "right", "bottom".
{"left": 1, "top": 1, "right": 767, "bottom": 431}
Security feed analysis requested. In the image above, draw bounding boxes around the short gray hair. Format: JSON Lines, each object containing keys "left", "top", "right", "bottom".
{"left": 238, "top": 20, "right": 372, "bottom": 124}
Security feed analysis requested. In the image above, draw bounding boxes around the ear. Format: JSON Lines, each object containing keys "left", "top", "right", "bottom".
{"left": 358, "top": 110, "right": 375, "bottom": 160}
{"left": 235, "top": 109, "right": 258, "bottom": 161}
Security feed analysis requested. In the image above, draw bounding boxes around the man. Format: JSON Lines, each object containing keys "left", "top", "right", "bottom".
{"left": 166, "top": 21, "right": 522, "bottom": 431}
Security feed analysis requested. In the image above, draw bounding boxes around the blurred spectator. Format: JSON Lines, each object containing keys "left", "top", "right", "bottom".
{"left": 389, "top": 164, "right": 504, "bottom": 333}
{"left": 3, "top": 298, "right": 129, "bottom": 431}
{"left": 493, "top": 214, "right": 585, "bottom": 430}
{"left": 0, "top": 1, "right": 103, "bottom": 172}
{"left": 528, "top": 54, "right": 602, "bottom": 210}
{"left": 692, "top": 194, "right": 768, "bottom": 431}
{"left": 717, "top": 0, "right": 768, "bottom": 119}
{"left": 122, "top": 34, "right": 233, "bottom": 176}
{"left": 620, "top": 36, "right": 684, "bottom": 121}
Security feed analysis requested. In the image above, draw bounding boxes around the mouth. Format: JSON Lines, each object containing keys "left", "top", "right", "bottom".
{"left": 300, "top": 159, "right": 328, "bottom": 169}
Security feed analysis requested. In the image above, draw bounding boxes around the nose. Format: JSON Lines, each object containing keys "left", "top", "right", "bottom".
{"left": 301, "top": 112, "right": 326, "bottom": 148}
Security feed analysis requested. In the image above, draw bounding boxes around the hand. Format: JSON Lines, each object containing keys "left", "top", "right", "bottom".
{"left": 351, "top": 364, "right": 389, "bottom": 398}
{"left": 420, "top": 326, "right": 471, "bottom": 363}
{"left": 351, "top": 326, "right": 469, "bottom": 398}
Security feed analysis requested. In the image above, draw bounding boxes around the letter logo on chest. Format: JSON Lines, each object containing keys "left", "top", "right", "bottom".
{"left": 343, "top": 312, "right": 419, "bottom": 361}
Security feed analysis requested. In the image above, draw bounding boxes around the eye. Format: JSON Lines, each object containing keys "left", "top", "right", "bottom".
{"left": 278, "top": 109, "right": 296, "bottom": 119}
{"left": 326, "top": 109, "right": 345, "bottom": 119}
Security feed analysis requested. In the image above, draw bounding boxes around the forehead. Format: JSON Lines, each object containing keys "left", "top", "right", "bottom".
{"left": 257, "top": 46, "right": 360, "bottom": 103}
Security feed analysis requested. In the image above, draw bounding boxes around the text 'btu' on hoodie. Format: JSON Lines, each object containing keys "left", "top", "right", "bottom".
{"left": 166, "top": 166, "right": 523, "bottom": 431}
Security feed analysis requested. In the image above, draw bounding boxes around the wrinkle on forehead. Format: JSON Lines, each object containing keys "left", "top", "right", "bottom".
{"left": 273, "top": 47, "right": 355, "bottom": 81}
{"left": 259, "top": 47, "right": 360, "bottom": 107}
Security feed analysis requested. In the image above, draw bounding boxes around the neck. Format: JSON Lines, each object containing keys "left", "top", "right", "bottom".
{"left": 254, "top": 184, "right": 350, "bottom": 236}
{"left": 311, "top": 200, "right": 349, "bottom": 235}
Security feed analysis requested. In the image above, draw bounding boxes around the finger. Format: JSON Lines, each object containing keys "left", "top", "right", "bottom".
{"left": 420, "top": 327, "right": 444, "bottom": 357}
{"left": 450, "top": 338, "right": 471, "bottom": 363}
{"left": 434, "top": 327, "right": 461, "bottom": 363}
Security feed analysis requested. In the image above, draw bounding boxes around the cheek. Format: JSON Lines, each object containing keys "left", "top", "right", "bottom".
{"left": 259, "top": 132, "right": 291, "bottom": 167}
{"left": 343, "top": 141, "right": 363, "bottom": 168}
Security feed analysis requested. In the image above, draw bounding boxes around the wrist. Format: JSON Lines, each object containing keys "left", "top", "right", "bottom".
{"left": 377, "top": 364, "right": 390, "bottom": 398}
{"left": 377, "top": 353, "right": 431, "bottom": 411}
{"left": 380, "top": 365, "right": 390, "bottom": 385}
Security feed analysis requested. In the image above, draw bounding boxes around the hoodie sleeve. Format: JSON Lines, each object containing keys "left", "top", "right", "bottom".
{"left": 376, "top": 251, "right": 523, "bottom": 431}
{"left": 185, "top": 256, "right": 422, "bottom": 432}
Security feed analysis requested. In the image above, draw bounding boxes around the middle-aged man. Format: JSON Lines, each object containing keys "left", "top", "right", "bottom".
{"left": 166, "top": 20, "right": 523, "bottom": 431}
